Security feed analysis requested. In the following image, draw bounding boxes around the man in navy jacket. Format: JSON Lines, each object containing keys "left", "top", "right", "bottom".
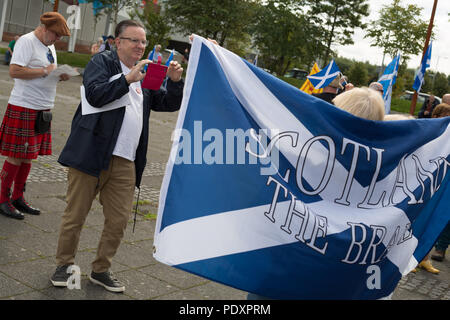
{"left": 51, "top": 20, "right": 183, "bottom": 293}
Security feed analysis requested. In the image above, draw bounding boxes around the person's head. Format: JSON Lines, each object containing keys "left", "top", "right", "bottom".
{"left": 107, "top": 35, "right": 114, "bottom": 44}
{"left": 332, "top": 87, "right": 385, "bottom": 121}
{"left": 384, "top": 114, "right": 414, "bottom": 121}
{"left": 38, "top": 12, "right": 70, "bottom": 45}
{"left": 329, "top": 74, "right": 343, "bottom": 90}
{"left": 431, "top": 103, "right": 450, "bottom": 118}
{"left": 369, "top": 82, "right": 384, "bottom": 96}
{"left": 442, "top": 93, "right": 450, "bottom": 105}
{"left": 428, "top": 94, "right": 435, "bottom": 103}
{"left": 97, "top": 37, "right": 103, "bottom": 44}
{"left": 14, "top": 35, "right": 19, "bottom": 41}
{"left": 114, "top": 20, "right": 146, "bottom": 67}
{"left": 155, "top": 44, "right": 161, "bottom": 52}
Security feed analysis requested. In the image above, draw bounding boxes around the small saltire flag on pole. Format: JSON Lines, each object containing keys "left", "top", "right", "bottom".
{"left": 378, "top": 54, "right": 401, "bottom": 114}
{"left": 413, "top": 42, "right": 432, "bottom": 93}
{"left": 165, "top": 49, "right": 174, "bottom": 66}
{"left": 253, "top": 55, "right": 258, "bottom": 66}
{"left": 306, "top": 60, "right": 340, "bottom": 89}
{"left": 300, "top": 62, "right": 324, "bottom": 94}
{"left": 153, "top": 35, "right": 450, "bottom": 300}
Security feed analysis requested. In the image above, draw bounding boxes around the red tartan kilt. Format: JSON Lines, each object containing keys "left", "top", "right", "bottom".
{"left": 0, "top": 104, "right": 52, "bottom": 159}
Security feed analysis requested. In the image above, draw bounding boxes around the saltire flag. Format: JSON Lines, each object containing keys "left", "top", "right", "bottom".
{"left": 165, "top": 49, "right": 174, "bottom": 66}
{"left": 306, "top": 60, "right": 340, "bottom": 89}
{"left": 413, "top": 42, "right": 432, "bottom": 93}
{"left": 92, "top": 0, "right": 111, "bottom": 16}
{"left": 143, "top": 46, "right": 156, "bottom": 72}
{"left": 300, "top": 62, "right": 324, "bottom": 94}
{"left": 378, "top": 54, "right": 401, "bottom": 114}
{"left": 153, "top": 35, "right": 450, "bottom": 299}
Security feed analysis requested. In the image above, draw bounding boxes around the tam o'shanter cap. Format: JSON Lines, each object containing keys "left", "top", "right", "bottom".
{"left": 40, "top": 12, "right": 70, "bottom": 36}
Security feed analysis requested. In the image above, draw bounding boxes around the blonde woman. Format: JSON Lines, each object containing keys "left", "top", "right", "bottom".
{"left": 332, "top": 87, "right": 385, "bottom": 121}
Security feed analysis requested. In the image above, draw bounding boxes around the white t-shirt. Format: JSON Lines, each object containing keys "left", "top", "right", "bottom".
{"left": 112, "top": 62, "right": 144, "bottom": 161}
{"left": 8, "top": 31, "right": 58, "bottom": 110}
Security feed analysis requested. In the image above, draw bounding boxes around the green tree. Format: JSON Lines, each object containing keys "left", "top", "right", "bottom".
{"left": 306, "top": 0, "right": 370, "bottom": 66}
{"left": 164, "top": 0, "right": 254, "bottom": 47}
{"left": 347, "top": 62, "right": 368, "bottom": 87}
{"left": 364, "top": 0, "right": 429, "bottom": 62}
{"left": 128, "top": 2, "right": 171, "bottom": 57}
{"left": 420, "top": 70, "right": 434, "bottom": 94}
{"left": 432, "top": 72, "right": 448, "bottom": 98}
{"left": 92, "top": 0, "right": 142, "bottom": 27}
{"left": 250, "top": 0, "right": 323, "bottom": 75}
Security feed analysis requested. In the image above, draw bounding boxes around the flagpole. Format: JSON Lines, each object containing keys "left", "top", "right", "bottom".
{"left": 53, "top": 0, "right": 59, "bottom": 12}
{"left": 409, "top": 0, "right": 438, "bottom": 115}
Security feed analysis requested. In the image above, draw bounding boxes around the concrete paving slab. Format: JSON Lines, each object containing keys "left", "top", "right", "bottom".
{"left": 138, "top": 264, "right": 207, "bottom": 290}
{"left": 114, "top": 269, "right": 177, "bottom": 300}
{"left": 0, "top": 257, "right": 56, "bottom": 290}
{"left": 0, "top": 272, "right": 33, "bottom": 298}
{"left": 112, "top": 242, "right": 158, "bottom": 269}
{"left": 0, "top": 239, "right": 40, "bottom": 265}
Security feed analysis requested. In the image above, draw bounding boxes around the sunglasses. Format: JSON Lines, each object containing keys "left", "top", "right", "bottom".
{"left": 47, "top": 48, "right": 54, "bottom": 64}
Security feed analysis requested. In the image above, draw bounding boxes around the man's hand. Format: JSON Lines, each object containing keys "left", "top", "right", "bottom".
{"left": 166, "top": 61, "right": 183, "bottom": 82}
{"left": 59, "top": 73, "right": 70, "bottom": 81}
{"left": 44, "top": 64, "right": 56, "bottom": 76}
{"left": 125, "top": 59, "right": 151, "bottom": 84}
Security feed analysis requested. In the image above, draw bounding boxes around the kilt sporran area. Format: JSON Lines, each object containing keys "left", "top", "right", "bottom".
{"left": 0, "top": 104, "right": 52, "bottom": 159}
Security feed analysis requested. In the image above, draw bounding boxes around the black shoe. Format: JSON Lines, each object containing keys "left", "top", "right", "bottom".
{"left": 12, "top": 197, "right": 40, "bottom": 215}
{"left": 50, "top": 264, "right": 72, "bottom": 287}
{"left": 431, "top": 250, "right": 445, "bottom": 262}
{"left": 89, "top": 271, "right": 125, "bottom": 293}
{"left": 0, "top": 201, "right": 24, "bottom": 220}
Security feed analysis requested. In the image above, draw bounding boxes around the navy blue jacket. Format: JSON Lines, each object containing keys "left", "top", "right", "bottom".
{"left": 58, "top": 50, "right": 183, "bottom": 187}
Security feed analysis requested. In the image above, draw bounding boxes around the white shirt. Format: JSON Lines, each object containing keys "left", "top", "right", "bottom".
{"left": 8, "top": 31, "right": 58, "bottom": 110}
{"left": 112, "top": 62, "right": 144, "bottom": 161}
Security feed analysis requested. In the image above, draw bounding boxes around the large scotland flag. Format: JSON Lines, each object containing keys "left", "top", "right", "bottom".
{"left": 153, "top": 36, "right": 450, "bottom": 300}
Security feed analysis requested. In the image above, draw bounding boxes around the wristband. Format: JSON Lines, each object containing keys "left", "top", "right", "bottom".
{"left": 43, "top": 67, "right": 48, "bottom": 77}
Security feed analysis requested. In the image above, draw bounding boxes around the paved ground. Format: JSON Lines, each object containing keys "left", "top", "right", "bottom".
{"left": 0, "top": 58, "right": 448, "bottom": 301}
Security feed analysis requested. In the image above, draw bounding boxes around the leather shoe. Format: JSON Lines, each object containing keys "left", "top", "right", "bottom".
{"left": 0, "top": 201, "right": 24, "bottom": 220}
{"left": 11, "top": 197, "right": 40, "bottom": 215}
{"left": 431, "top": 250, "right": 445, "bottom": 262}
{"left": 419, "top": 259, "right": 440, "bottom": 274}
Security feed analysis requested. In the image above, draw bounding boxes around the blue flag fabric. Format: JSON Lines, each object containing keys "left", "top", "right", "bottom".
{"left": 378, "top": 54, "right": 401, "bottom": 114}
{"left": 165, "top": 49, "right": 174, "bottom": 66}
{"left": 144, "top": 46, "right": 156, "bottom": 72}
{"left": 153, "top": 36, "right": 450, "bottom": 300}
{"left": 413, "top": 42, "right": 432, "bottom": 92}
{"left": 307, "top": 60, "right": 341, "bottom": 89}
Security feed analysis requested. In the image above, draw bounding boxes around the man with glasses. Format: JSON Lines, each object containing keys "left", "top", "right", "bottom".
{"left": 51, "top": 20, "right": 184, "bottom": 293}
{"left": 0, "top": 12, "right": 71, "bottom": 220}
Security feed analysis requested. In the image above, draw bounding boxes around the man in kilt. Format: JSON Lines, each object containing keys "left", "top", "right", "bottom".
{"left": 0, "top": 12, "right": 71, "bottom": 220}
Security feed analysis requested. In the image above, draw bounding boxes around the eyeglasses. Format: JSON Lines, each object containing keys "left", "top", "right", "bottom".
{"left": 47, "top": 48, "right": 54, "bottom": 64}
{"left": 119, "top": 37, "right": 147, "bottom": 46}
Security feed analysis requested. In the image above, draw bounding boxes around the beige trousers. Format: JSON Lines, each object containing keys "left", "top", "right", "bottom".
{"left": 56, "top": 156, "right": 135, "bottom": 273}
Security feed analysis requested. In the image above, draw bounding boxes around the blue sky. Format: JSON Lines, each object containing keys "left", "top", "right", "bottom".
{"left": 334, "top": 0, "right": 450, "bottom": 75}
